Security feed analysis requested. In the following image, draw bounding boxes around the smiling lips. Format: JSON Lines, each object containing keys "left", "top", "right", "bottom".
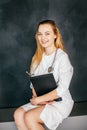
{"left": 41, "top": 40, "right": 49, "bottom": 44}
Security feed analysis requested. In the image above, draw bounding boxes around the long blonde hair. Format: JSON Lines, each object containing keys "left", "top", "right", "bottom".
{"left": 30, "top": 20, "right": 65, "bottom": 73}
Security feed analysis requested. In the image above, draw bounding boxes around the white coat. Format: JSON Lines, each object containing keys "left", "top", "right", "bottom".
{"left": 22, "top": 48, "right": 74, "bottom": 130}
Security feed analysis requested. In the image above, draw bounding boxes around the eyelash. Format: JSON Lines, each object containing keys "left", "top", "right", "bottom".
{"left": 46, "top": 33, "right": 50, "bottom": 35}
{"left": 37, "top": 33, "right": 50, "bottom": 36}
{"left": 37, "top": 33, "right": 41, "bottom": 36}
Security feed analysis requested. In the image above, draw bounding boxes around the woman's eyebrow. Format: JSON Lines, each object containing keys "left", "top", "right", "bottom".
{"left": 37, "top": 31, "right": 50, "bottom": 33}
{"left": 45, "top": 31, "right": 50, "bottom": 33}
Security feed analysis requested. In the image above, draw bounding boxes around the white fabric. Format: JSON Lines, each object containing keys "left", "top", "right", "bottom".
{"left": 21, "top": 48, "right": 74, "bottom": 130}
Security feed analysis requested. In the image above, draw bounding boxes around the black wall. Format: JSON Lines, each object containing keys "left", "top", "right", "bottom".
{"left": 0, "top": 0, "right": 87, "bottom": 108}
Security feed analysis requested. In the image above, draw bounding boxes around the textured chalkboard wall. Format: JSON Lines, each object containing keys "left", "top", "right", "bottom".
{"left": 0, "top": 0, "right": 87, "bottom": 108}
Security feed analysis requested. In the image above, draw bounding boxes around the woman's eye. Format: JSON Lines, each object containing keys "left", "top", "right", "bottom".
{"left": 45, "top": 33, "right": 50, "bottom": 35}
{"left": 37, "top": 33, "right": 41, "bottom": 36}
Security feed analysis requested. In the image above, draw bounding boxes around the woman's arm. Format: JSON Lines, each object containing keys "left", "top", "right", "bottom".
{"left": 32, "top": 87, "right": 37, "bottom": 97}
{"left": 30, "top": 87, "right": 54, "bottom": 105}
{"left": 37, "top": 89, "right": 60, "bottom": 102}
{"left": 30, "top": 89, "right": 60, "bottom": 105}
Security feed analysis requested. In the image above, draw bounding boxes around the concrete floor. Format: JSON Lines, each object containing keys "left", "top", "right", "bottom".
{"left": 0, "top": 115, "right": 87, "bottom": 130}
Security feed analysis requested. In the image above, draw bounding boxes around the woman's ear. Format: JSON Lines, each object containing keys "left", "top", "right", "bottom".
{"left": 54, "top": 38, "right": 57, "bottom": 42}
{"left": 54, "top": 34, "right": 57, "bottom": 39}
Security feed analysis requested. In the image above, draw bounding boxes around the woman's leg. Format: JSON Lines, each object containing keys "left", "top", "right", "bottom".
{"left": 14, "top": 107, "right": 28, "bottom": 130}
{"left": 24, "top": 105, "right": 45, "bottom": 130}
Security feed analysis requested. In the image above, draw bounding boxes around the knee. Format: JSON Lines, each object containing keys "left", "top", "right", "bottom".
{"left": 14, "top": 108, "right": 19, "bottom": 121}
{"left": 24, "top": 111, "right": 32, "bottom": 123}
{"left": 24, "top": 111, "right": 34, "bottom": 127}
{"left": 14, "top": 108, "right": 24, "bottom": 123}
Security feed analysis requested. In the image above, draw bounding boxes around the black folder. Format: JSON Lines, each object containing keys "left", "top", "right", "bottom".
{"left": 30, "top": 73, "right": 62, "bottom": 101}
{"left": 30, "top": 73, "right": 57, "bottom": 96}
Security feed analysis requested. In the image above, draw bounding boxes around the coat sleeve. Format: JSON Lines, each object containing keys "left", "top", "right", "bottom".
{"left": 56, "top": 53, "right": 73, "bottom": 97}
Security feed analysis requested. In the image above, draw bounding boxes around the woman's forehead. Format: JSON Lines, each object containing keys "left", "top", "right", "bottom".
{"left": 38, "top": 24, "right": 53, "bottom": 32}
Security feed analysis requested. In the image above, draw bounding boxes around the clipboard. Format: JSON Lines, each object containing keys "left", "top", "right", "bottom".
{"left": 30, "top": 73, "right": 62, "bottom": 101}
{"left": 30, "top": 73, "right": 57, "bottom": 96}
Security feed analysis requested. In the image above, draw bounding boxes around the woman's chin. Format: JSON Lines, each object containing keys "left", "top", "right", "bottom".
{"left": 41, "top": 43, "right": 49, "bottom": 48}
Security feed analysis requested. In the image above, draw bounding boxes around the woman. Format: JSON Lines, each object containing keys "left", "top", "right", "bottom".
{"left": 14, "top": 20, "right": 74, "bottom": 130}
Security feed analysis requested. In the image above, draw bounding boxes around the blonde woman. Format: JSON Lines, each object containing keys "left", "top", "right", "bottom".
{"left": 14, "top": 20, "right": 74, "bottom": 130}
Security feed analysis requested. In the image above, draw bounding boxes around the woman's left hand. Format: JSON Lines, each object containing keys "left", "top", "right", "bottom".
{"left": 30, "top": 96, "right": 38, "bottom": 106}
{"left": 30, "top": 96, "right": 54, "bottom": 105}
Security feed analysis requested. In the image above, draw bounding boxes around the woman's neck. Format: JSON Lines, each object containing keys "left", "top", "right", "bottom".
{"left": 44, "top": 46, "right": 57, "bottom": 55}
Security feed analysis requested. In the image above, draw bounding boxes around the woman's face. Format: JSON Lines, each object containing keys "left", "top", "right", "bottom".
{"left": 37, "top": 24, "right": 56, "bottom": 49}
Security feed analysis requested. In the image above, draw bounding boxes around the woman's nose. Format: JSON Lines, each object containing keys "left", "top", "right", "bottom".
{"left": 41, "top": 35, "right": 46, "bottom": 40}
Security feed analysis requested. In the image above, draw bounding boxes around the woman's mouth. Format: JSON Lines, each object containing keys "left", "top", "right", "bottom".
{"left": 41, "top": 40, "right": 49, "bottom": 44}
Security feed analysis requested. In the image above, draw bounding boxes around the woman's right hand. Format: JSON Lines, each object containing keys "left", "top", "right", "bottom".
{"left": 30, "top": 95, "right": 54, "bottom": 105}
{"left": 38, "top": 100, "right": 54, "bottom": 105}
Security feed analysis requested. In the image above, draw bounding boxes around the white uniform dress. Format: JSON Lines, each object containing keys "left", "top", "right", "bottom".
{"left": 21, "top": 48, "right": 74, "bottom": 130}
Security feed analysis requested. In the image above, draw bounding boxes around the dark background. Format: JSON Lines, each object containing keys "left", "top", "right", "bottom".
{"left": 0, "top": 0, "right": 87, "bottom": 108}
